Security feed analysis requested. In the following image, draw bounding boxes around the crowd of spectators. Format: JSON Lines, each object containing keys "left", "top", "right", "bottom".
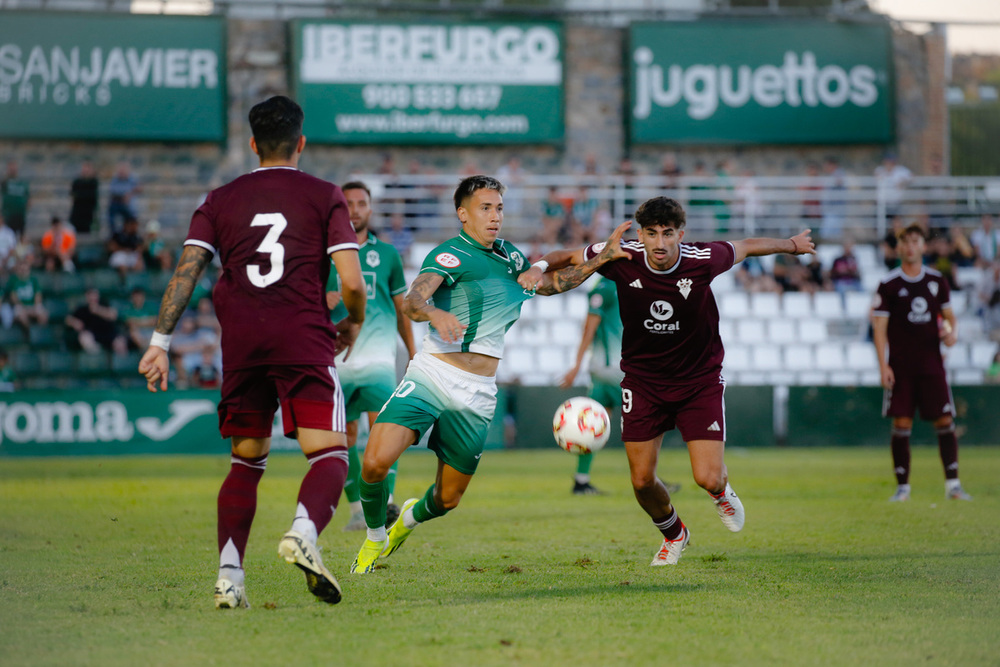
{"left": 1, "top": 153, "right": 999, "bottom": 389}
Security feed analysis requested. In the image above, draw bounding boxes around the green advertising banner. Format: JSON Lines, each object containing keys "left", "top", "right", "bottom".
{"left": 0, "top": 390, "right": 505, "bottom": 457}
{"left": 0, "top": 12, "right": 226, "bottom": 141}
{"left": 291, "top": 20, "right": 564, "bottom": 145}
{"left": 629, "top": 21, "right": 894, "bottom": 144}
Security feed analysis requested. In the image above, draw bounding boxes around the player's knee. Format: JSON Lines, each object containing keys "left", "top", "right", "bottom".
{"left": 437, "top": 487, "right": 464, "bottom": 511}
{"left": 361, "top": 451, "right": 393, "bottom": 482}
{"left": 630, "top": 471, "right": 659, "bottom": 495}
{"left": 692, "top": 467, "right": 724, "bottom": 494}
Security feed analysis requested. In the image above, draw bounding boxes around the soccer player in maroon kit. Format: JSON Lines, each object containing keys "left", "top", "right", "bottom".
{"left": 534, "top": 196, "right": 815, "bottom": 566}
{"left": 139, "top": 96, "right": 366, "bottom": 608}
{"left": 871, "top": 224, "right": 972, "bottom": 503}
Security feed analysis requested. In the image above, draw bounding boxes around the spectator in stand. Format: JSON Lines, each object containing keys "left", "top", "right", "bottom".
{"left": 191, "top": 344, "right": 222, "bottom": 389}
{"left": 69, "top": 161, "right": 100, "bottom": 234}
{"left": 949, "top": 227, "right": 977, "bottom": 268}
{"left": 41, "top": 216, "right": 77, "bottom": 273}
{"left": 0, "top": 213, "right": 17, "bottom": 276}
{"left": 829, "top": 239, "right": 863, "bottom": 294}
{"left": 800, "top": 162, "right": 823, "bottom": 224}
{"left": 496, "top": 156, "right": 526, "bottom": 218}
{"left": 987, "top": 348, "right": 1000, "bottom": 383}
{"left": 121, "top": 287, "right": 159, "bottom": 350}
{"left": 970, "top": 213, "right": 1000, "bottom": 268}
{"left": 924, "top": 233, "right": 959, "bottom": 291}
{"left": 820, "top": 157, "right": 848, "bottom": 241}
{"left": 384, "top": 213, "right": 414, "bottom": 267}
{"left": 0, "top": 347, "right": 16, "bottom": 392}
{"left": 616, "top": 157, "right": 640, "bottom": 219}
{"left": 570, "top": 186, "right": 600, "bottom": 245}
{"left": 1, "top": 160, "right": 30, "bottom": 239}
{"left": 659, "top": 152, "right": 683, "bottom": 189}
{"left": 107, "top": 216, "right": 144, "bottom": 278}
{"left": 734, "top": 169, "right": 764, "bottom": 227}
{"left": 874, "top": 153, "right": 912, "bottom": 221}
{"left": 194, "top": 296, "right": 222, "bottom": 337}
{"left": 541, "top": 186, "right": 568, "bottom": 244}
{"left": 804, "top": 254, "right": 831, "bottom": 293}
{"left": 772, "top": 253, "right": 813, "bottom": 293}
{"left": 735, "top": 255, "right": 779, "bottom": 293}
{"left": 169, "top": 314, "right": 219, "bottom": 388}
{"left": 978, "top": 262, "right": 1000, "bottom": 342}
{"left": 881, "top": 217, "right": 906, "bottom": 270}
{"left": 107, "top": 162, "right": 141, "bottom": 234}
{"left": 142, "top": 220, "right": 172, "bottom": 272}
{"left": 4, "top": 260, "right": 48, "bottom": 333}
{"left": 66, "top": 287, "right": 127, "bottom": 355}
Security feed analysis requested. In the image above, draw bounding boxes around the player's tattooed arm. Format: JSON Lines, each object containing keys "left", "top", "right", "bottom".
{"left": 402, "top": 272, "right": 445, "bottom": 322}
{"left": 536, "top": 220, "right": 632, "bottom": 295}
{"left": 154, "top": 245, "right": 213, "bottom": 334}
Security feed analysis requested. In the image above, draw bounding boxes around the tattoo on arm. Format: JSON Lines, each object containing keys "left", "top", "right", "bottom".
{"left": 402, "top": 273, "right": 440, "bottom": 322}
{"left": 155, "top": 246, "right": 212, "bottom": 335}
{"left": 536, "top": 247, "right": 608, "bottom": 295}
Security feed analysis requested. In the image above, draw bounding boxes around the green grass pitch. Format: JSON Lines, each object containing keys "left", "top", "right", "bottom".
{"left": 1, "top": 445, "right": 997, "bottom": 666}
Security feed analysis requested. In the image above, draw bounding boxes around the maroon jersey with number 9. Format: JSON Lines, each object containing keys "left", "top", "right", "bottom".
{"left": 185, "top": 167, "right": 358, "bottom": 370}
{"left": 584, "top": 239, "right": 735, "bottom": 397}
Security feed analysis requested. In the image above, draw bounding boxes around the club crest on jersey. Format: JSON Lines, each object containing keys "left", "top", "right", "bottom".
{"left": 435, "top": 252, "right": 461, "bottom": 268}
{"left": 677, "top": 278, "right": 693, "bottom": 299}
{"left": 512, "top": 252, "right": 525, "bottom": 271}
{"left": 366, "top": 250, "right": 380, "bottom": 267}
{"left": 645, "top": 300, "right": 680, "bottom": 334}
{"left": 928, "top": 281, "right": 939, "bottom": 297}
{"left": 592, "top": 242, "right": 607, "bottom": 254}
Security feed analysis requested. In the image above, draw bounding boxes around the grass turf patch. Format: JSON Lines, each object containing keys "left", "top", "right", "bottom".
{"left": 1, "top": 446, "right": 997, "bottom": 666}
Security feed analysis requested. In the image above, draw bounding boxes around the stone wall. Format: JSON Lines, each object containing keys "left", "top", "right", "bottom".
{"left": 0, "top": 17, "right": 948, "bottom": 239}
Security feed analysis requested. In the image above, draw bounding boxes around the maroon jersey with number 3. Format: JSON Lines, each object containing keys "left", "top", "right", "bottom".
{"left": 185, "top": 167, "right": 358, "bottom": 370}
{"left": 872, "top": 266, "right": 951, "bottom": 375}
{"left": 584, "top": 239, "right": 736, "bottom": 397}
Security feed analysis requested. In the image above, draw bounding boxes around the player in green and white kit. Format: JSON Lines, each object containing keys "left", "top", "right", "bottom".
{"left": 351, "top": 175, "right": 632, "bottom": 573}
{"left": 326, "top": 182, "right": 417, "bottom": 531}
{"left": 560, "top": 277, "right": 624, "bottom": 494}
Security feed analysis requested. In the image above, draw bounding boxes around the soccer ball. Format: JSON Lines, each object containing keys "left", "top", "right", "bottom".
{"left": 552, "top": 396, "right": 610, "bottom": 454}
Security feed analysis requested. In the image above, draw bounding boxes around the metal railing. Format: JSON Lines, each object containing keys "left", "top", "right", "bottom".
{"left": 18, "top": 173, "right": 1000, "bottom": 244}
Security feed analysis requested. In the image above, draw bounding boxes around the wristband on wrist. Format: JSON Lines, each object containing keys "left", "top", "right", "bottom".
{"left": 149, "top": 331, "right": 172, "bottom": 352}
{"left": 532, "top": 260, "right": 550, "bottom": 273}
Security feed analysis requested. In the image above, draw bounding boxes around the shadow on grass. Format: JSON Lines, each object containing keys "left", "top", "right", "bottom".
{"left": 411, "top": 580, "right": 708, "bottom": 605}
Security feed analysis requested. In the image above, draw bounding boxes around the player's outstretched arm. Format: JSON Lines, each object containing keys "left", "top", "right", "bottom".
{"left": 403, "top": 272, "right": 467, "bottom": 344}
{"left": 138, "top": 244, "right": 213, "bottom": 392}
{"left": 536, "top": 220, "right": 632, "bottom": 296}
{"left": 731, "top": 229, "right": 815, "bottom": 264}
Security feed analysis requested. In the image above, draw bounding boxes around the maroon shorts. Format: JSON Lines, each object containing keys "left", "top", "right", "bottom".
{"left": 882, "top": 371, "right": 955, "bottom": 421}
{"left": 621, "top": 377, "right": 727, "bottom": 443}
{"left": 218, "top": 364, "right": 345, "bottom": 438}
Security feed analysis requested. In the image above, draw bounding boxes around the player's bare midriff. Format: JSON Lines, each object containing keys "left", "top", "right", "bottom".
{"left": 432, "top": 351, "right": 499, "bottom": 377}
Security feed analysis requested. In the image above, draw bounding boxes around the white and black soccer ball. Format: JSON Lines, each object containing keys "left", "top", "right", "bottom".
{"left": 552, "top": 396, "right": 610, "bottom": 455}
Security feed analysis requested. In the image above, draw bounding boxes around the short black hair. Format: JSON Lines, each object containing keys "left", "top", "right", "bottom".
{"left": 249, "top": 96, "right": 304, "bottom": 161}
{"left": 634, "top": 196, "right": 686, "bottom": 230}
{"left": 342, "top": 181, "right": 371, "bottom": 200}
{"left": 898, "top": 223, "right": 927, "bottom": 241}
{"left": 454, "top": 175, "right": 505, "bottom": 210}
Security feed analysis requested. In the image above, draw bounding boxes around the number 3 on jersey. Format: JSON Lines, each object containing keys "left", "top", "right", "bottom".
{"left": 247, "top": 213, "right": 287, "bottom": 288}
